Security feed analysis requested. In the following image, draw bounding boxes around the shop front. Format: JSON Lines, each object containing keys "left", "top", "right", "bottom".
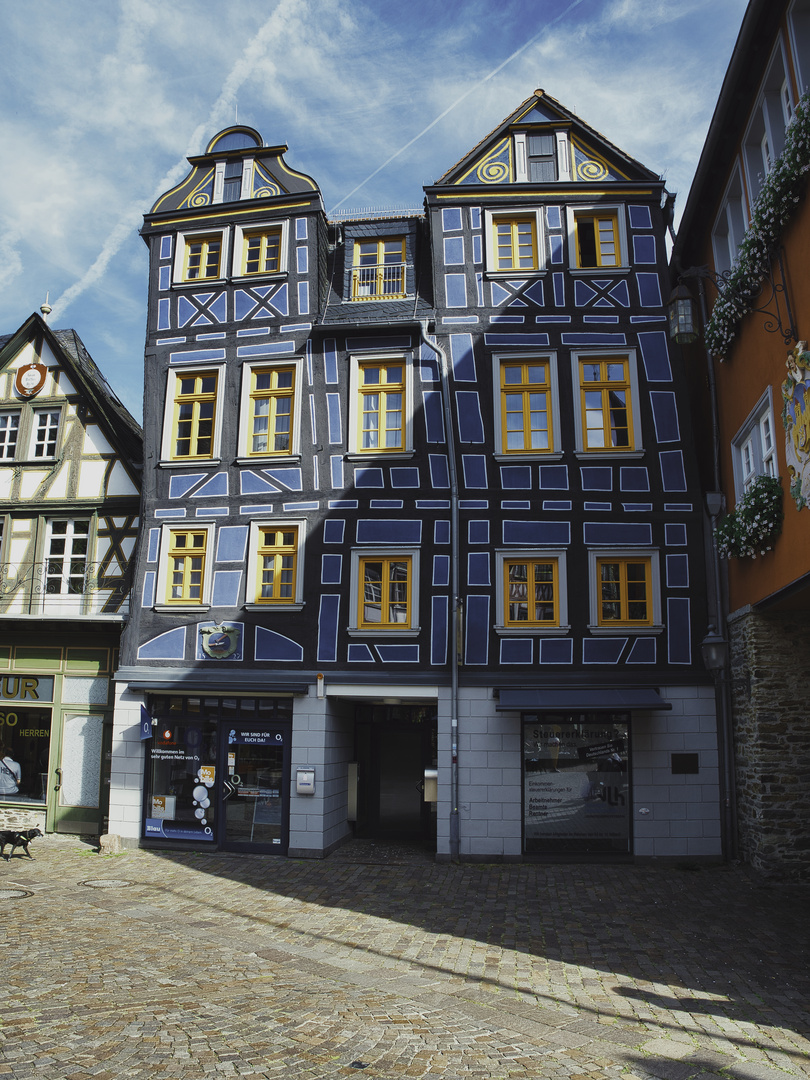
{"left": 142, "top": 694, "right": 292, "bottom": 853}
{"left": 0, "top": 641, "right": 117, "bottom": 836}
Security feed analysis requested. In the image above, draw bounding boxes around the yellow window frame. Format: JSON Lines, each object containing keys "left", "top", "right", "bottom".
{"left": 575, "top": 211, "right": 620, "bottom": 268}
{"left": 500, "top": 360, "right": 552, "bottom": 453}
{"left": 596, "top": 557, "right": 652, "bottom": 626}
{"left": 242, "top": 227, "right": 282, "bottom": 275}
{"left": 172, "top": 370, "right": 219, "bottom": 460}
{"left": 492, "top": 215, "right": 538, "bottom": 271}
{"left": 166, "top": 530, "right": 207, "bottom": 604}
{"left": 255, "top": 526, "right": 298, "bottom": 603}
{"left": 358, "top": 555, "right": 411, "bottom": 628}
{"left": 351, "top": 237, "right": 406, "bottom": 299}
{"left": 504, "top": 559, "right": 559, "bottom": 626}
{"left": 182, "top": 235, "right": 222, "bottom": 281}
{"left": 358, "top": 361, "right": 405, "bottom": 452}
{"left": 579, "top": 357, "right": 633, "bottom": 451}
{"left": 248, "top": 366, "right": 295, "bottom": 456}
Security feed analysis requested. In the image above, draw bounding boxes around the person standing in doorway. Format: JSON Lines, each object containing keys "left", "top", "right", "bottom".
{"left": 0, "top": 744, "right": 21, "bottom": 796}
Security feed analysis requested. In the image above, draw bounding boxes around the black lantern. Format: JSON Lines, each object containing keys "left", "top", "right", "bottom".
{"left": 700, "top": 627, "right": 729, "bottom": 676}
{"left": 667, "top": 284, "right": 699, "bottom": 344}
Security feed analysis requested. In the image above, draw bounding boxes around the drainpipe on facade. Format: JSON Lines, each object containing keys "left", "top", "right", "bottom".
{"left": 695, "top": 279, "right": 739, "bottom": 862}
{"left": 419, "top": 322, "right": 461, "bottom": 861}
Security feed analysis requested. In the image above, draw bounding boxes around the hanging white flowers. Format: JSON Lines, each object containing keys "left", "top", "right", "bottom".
{"left": 714, "top": 475, "right": 784, "bottom": 558}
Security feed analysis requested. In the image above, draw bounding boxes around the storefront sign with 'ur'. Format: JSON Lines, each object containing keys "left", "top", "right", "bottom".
{"left": 0, "top": 676, "right": 54, "bottom": 703}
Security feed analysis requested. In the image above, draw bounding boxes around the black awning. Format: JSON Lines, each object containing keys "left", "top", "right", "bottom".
{"left": 495, "top": 688, "right": 671, "bottom": 712}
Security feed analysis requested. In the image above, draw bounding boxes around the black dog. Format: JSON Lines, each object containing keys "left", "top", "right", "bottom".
{"left": 0, "top": 828, "right": 43, "bottom": 860}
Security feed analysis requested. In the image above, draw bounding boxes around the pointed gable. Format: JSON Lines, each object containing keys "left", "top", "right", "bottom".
{"left": 435, "top": 90, "right": 659, "bottom": 189}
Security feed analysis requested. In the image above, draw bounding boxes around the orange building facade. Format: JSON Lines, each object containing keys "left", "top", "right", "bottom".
{"left": 672, "top": 0, "right": 810, "bottom": 876}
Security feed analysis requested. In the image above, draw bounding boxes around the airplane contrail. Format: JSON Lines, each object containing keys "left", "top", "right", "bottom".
{"left": 327, "top": 0, "right": 588, "bottom": 215}
{"left": 51, "top": 0, "right": 300, "bottom": 321}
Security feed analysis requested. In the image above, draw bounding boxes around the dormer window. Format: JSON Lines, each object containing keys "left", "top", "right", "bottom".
{"left": 223, "top": 160, "right": 242, "bottom": 202}
{"left": 351, "top": 238, "right": 406, "bottom": 300}
{"left": 527, "top": 134, "right": 557, "bottom": 181}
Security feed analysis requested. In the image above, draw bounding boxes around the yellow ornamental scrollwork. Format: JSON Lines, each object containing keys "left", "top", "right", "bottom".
{"left": 571, "top": 137, "right": 627, "bottom": 182}
{"left": 181, "top": 168, "right": 215, "bottom": 210}
{"left": 458, "top": 138, "right": 513, "bottom": 185}
{"left": 252, "top": 163, "right": 282, "bottom": 198}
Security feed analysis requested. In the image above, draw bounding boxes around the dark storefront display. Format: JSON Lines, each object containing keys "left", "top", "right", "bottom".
{"left": 523, "top": 713, "right": 631, "bottom": 856}
{"left": 143, "top": 695, "right": 291, "bottom": 852}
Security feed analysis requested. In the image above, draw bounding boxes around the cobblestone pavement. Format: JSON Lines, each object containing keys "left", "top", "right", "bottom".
{"left": 0, "top": 837, "right": 808, "bottom": 1080}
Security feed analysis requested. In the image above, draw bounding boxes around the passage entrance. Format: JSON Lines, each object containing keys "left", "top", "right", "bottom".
{"left": 354, "top": 703, "right": 437, "bottom": 845}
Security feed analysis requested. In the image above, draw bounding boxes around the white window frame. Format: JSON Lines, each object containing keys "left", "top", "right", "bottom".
{"left": 566, "top": 203, "right": 629, "bottom": 274}
{"left": 492, "top": 352, "right": 562, "bottom": 461}
{"left": 513, "top": 131, "right": 569, "bottom": 183}
{"left": 0, "top": 408, "right": 22, "bottom": 461}
{"left": 160, "top": 364, "right": 226, "bottom": 467}
{"left": 570, "top": 349, "right": 643, "bottom": 458}
{"left": 154, "top": 522, "right": 216, "bottom": 612}
{"left": 483, "top": 207, "right": 546, "bottom": 277}
{"left": 172, "top": 227, "right": 229, "bottom": 286}
{"left": 587, "top": 548, "right": 662, "bottom": 635}
{"left": 742, "top": 40, "right": 792, "bottom": 205}
{"left": 231, "top": 219, "right": 289, "bottom": 280}
{"left": 245, "top": 518, "right": 306, "bottom": 612}
{"left": 237, "top": 356, "right": 303, "bottom": 462}
{"left": 27, "top": 406, "right": 63, "bottom": 461}
{"left": 731, "top": 389, "right": 778, "bottom": 500}
{"left": 348, "top": 547, "right": 420, "bottom": 636}
{"left": 711, "top": 166, "right": 748, "bottom": 276}
{"left": 495, "top": 549, "right": 569, "bottom": 635}
{"left": 347, "top": 351, "right": 414, "bottom": 459}
{"left": 788, "top": 0, "right": 810, "bottom": 97}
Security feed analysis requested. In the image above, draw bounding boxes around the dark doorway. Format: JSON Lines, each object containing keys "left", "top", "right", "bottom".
{"left": 354, "top": 703, "right": 437, "bottom": 846}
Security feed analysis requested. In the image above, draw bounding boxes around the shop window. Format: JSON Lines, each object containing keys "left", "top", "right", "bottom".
{"left": 523, "top": 715, "right": 630, "bottom": 855}
{"left": 238, "top": 359, "right": 301, "bottom": 460}
{"left": 731, "top": 390, "right": 777, "bottom": 499}
{"left": 233, "top": 221, "right": 288, "bottom": 278}
{"left": 588, "top": 550, "right": 661, "bottom": 633}
{"left": 351, "top": 237, "right": 407, "bottom": 300}
{"left": 161, "top": 367, "right": 224, "bottom": 464}
{"left": 245, "top": 520, "right": 306, "bottom": 610}
{"left": 494, "top": 354, "right": 560, "bottom": 456}
{"left": 573, "top": 353, "right": 642, "bottom": 454}
{"left": 567, "top": 205, "right": 628, "bottom": 270}
{"left": 155, "top": 524, "right": 215, "bottom": 610}
{"left": 173, "top": 229, "right": 227, "bottom": 284}
{"left": 0, "top": 702, "right": 52, "bottom": 805}
{"left": 348, "top": 354, "right": 413, "bottom": 456}
{"left": 495, "top": 551, "right": 569, "bottom": 633}
{"left": 484, "top": 210, "right": 544, "bottom": 274}
{"left": 349, "top": 549, "right": 419, "bottom": 634}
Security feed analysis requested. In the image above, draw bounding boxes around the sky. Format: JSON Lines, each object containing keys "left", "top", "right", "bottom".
{"left": 0, "top": 0, "right": 749, "bottom": 421}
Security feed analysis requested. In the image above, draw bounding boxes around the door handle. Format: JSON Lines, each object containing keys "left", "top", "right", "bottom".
{"left": 54, "top": 767, "right": 62, "bottom": 792}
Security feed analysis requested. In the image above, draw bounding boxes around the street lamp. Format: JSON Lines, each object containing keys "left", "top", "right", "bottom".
{"left": 667, "top": 283, "right": 700, "bottom": 345}
{"left": 700, "top": 626, "right": 729, "bottom": 677}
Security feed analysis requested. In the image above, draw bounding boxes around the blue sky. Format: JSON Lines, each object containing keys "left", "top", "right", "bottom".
{"left": 0, "top": 0, "right": 748, "bottom": 420}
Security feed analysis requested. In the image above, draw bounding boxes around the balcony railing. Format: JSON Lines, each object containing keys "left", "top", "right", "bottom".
{"left": 351, "top": 262, "right": 408, "bottom": 301}
{"left": 0, "top": 561, "right": 130, "bottom": 617}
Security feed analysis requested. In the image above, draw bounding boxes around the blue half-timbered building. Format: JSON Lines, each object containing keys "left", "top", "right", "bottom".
{"left": 111, "top": 93, "right": 723, "bottom": 861}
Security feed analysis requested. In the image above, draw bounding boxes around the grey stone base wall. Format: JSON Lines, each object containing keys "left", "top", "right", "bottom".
{"left": 0, "top": 806, "right": 46, "bottom": 832}
{"left": 729, "top": 606, "right": 810, "bottom": 878}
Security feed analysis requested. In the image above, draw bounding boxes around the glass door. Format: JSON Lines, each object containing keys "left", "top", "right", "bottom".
{"left": 219, "top": 722, "right": 289, "bottom": 853}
